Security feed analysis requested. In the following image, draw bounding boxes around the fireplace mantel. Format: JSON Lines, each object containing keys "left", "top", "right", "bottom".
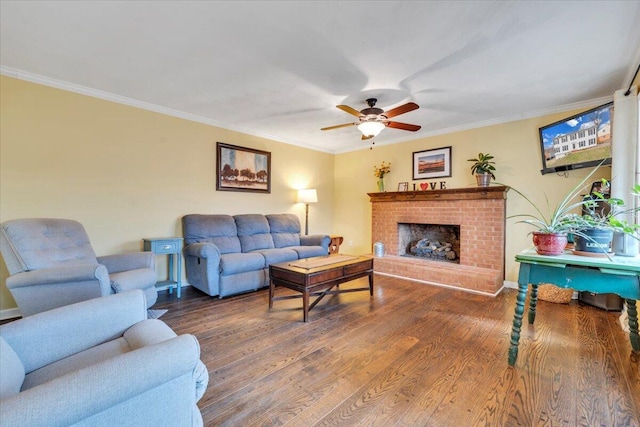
{"left": 368, "top": 185, "right": 509, "bottom": 202}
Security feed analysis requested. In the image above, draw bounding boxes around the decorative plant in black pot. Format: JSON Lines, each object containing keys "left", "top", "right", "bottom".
{"left": 569, "top": 180, "right": 640, "bottom": 256}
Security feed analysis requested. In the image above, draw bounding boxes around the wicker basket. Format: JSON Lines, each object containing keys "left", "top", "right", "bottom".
{"left": 536, "top": 284, "right": 574, "bottom": 304}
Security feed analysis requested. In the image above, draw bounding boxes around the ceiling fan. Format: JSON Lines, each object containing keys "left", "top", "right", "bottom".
{"left": 321, "top": 98, "right": 421, "bottom": 140}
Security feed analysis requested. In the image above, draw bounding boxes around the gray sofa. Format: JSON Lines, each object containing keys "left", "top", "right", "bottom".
{"left": 0, "top": 290, "right": 208, "bottom": 427}
{"left": 182, "top": 213, "right": 330, "bottom": 297}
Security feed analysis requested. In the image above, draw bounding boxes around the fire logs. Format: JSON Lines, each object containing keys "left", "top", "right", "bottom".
{"left": 409, "top": 239, "right": 457, "bottom": 261}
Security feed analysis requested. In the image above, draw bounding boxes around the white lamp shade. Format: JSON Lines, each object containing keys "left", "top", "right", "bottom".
{"left": 357, "top": 121, "right": 385, "bottom": 137}
{"left": 297, "top": 189, "right": 318, "bottom": 203}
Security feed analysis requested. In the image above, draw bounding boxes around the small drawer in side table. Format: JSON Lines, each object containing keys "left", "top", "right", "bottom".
{"left": 146, "top": 239, "right": 180, "bottom": 254}
{"left": 143, "top": 237, "right": 184, "bottom": 299}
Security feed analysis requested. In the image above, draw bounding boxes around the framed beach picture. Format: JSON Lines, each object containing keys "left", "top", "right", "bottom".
{"left": 216, "top": 142, "right": 271, "bottom": 193}
{"left": 412, "top": 146, "right": 452, "bottom": 180}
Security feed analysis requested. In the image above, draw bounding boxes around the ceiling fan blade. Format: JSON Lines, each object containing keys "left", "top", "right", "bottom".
{"left": 361, "top": 134, "right": 374, "bottom": 140}
{"left": 383, "top": 102, "right": 419, "bottom": 119}
{"left": 321, "top": 122, "right": 358, "bottom": 131}
{"left": 386, "top": 121, "right": 421, "bottom": 132}
{"left": 337, "top": 105, "right": 363, "bottom": 117}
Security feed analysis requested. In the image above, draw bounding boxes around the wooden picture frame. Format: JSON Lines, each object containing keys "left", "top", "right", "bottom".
{"left": 413, "top": 146, "right": 452, "bottom": 180}
{"left": 398, "top": 182, "right": 409, "bottom": 191}
{"left": 216, "top": 142, "right": 271, "bottom": 193}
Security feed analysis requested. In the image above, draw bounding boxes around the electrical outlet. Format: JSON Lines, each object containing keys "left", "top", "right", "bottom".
{"left": 349, "top": 240, "right": 353, "bottom": 246}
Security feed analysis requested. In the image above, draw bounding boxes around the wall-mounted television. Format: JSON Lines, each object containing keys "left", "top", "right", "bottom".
{"left": 538, "top": 102, "right": 613, "bottom": 175}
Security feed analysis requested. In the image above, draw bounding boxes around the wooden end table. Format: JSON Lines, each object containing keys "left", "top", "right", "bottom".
{"left": 328, "top": 235, "right": 344, "bottom": 254}
{"left": 269, "top": 254, "right": 373, "bottom": 322}
{"left": 508, "top": 248, "right": 640, "bottom": 366}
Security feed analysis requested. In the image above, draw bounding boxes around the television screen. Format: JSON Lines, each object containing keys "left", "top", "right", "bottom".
{"left": 538, "top": 102, "right": 613, "bottom": 175}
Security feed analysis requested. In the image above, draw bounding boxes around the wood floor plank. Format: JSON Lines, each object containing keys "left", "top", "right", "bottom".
{"left": 151, "top": 275, "right": 640, "bottom": 427}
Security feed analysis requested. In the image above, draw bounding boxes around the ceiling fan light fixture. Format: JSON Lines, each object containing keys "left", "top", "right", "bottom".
{"left": 357, "top": 121, "right": 385, "bottom": 137}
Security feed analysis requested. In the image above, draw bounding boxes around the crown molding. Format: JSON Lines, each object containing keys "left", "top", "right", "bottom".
{"left": 2, "top": 66, "right": 612, "bottom": 156}
{"left": 0, "top": 66, "right": 335, "bottom": 154}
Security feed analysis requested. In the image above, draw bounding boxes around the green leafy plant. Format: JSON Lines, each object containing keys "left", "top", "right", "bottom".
{"left": 572, "top": 181, "right": 640, "bottom": 235}
{"left": 468, "top": 152, "right": 496, "bottom": 180}
{"left": 506, "top": 168, "right": 597, "bottom": 235}
{"left": 506, "top": 160, "right": 639, "bottom": 257}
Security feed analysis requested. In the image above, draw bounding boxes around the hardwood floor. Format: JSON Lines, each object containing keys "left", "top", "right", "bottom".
{"left": 154, "top": 275, "right": 640, "bottom": 427}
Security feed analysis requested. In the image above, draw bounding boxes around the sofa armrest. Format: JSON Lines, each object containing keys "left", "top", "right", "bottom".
{"left": 5, "top": 264, "right": 110, "bottom": 290}
{"left": 0, "top": 291, "right": 148, "bottom": 373}
{"left": 301, "top": 234, "right": 330, "bottom": 250}
{"left": 0, "top": 335, "right": 203, "bottom": 427}
{"left": 183, "top": 242, "right": 221, "bottom": 260}
{"left": 97, "top": 252, "right": 155, "bottom": 274}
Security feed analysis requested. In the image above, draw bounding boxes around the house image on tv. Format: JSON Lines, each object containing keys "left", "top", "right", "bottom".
{"left": 552, "top": 125, "right": 598, "bottom": 159}
{"left": 597, "top": 122, "right": 611, "bottom": 143}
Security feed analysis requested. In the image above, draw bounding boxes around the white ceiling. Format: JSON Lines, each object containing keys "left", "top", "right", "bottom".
{"left": 2, "top": 1, "right": 640, "bottom": 154}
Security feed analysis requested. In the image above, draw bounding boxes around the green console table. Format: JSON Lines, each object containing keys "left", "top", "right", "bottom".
{"left": 508, "top": 248, "right": 640, "bottom": 366}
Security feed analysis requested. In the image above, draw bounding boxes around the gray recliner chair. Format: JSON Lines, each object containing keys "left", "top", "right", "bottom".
{"left": 0, "top": 290, "right": 208, "bottom": 426}
{"left": 0, "top": 218, "right": 158, "bottom": 316}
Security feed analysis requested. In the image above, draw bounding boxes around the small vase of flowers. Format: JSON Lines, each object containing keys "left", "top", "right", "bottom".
{"left": 373, "top": 161, "right": 391, "bottom": 192}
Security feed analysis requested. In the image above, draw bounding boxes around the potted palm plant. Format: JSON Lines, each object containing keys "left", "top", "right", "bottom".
{"left": 468, "top": 152, "right": 496, "bottom": 187}
{"left": 507, "top": 163, "right": 606, "bottom": 255}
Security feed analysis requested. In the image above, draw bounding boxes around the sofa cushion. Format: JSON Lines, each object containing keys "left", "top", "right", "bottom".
{"left": 219, "top": 252, "right": 265, "bottom": 276}
{"left": 255, "top": 248, "right": 298, "bottom": 266}
{"left": 21, "top": 337, "right": 131, "bottom": 391}
{"left": 0, "top": 336, "right": 25, "bottom": 398}
{"left": 235, "top": 214, "right": 275, "bottom": 252}
{"left": 182, "top": 214, "right": 241, "bottom": 254}
{"left": 266, "top": 214, "right": 301, "bottom": 248}
{"left": 21, "top": 319, "right": 178, "bottom": 392}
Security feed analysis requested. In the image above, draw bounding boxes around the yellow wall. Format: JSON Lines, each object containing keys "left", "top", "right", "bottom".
{"left": 1, "top": 74, "right": 616, "bottom": 313}
{"left": 334, "top": 113, "right": 610, "bottom": 285}
{"left": 0, "top": 76, "right": 334, "bottom": 311}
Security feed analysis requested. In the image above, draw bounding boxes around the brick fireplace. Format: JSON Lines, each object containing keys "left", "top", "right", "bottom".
{"left": 369, "top": 186, "right": 508, "bottom": 295}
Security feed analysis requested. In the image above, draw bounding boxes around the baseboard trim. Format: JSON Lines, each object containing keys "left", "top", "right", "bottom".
{"left": 0, "top": 307, "right": 22, "bottom": 321}
{"left": 374, "top": 272, "right": 504, "bottom": 297}
{"left": 504, "top": 280, "right": 519, "bottom": 290}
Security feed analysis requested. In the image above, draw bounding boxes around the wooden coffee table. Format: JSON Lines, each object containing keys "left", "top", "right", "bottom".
{"left": 269, "top": 254, "right": 374, "bottom": 322}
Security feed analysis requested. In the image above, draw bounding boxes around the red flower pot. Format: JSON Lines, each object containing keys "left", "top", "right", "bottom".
{"left": 532, "top": 232, "right": 568, "bottom": 255}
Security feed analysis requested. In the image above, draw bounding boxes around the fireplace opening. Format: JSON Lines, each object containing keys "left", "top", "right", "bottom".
{"left": 398, "top": 222, "right": 460, "bottom": 264}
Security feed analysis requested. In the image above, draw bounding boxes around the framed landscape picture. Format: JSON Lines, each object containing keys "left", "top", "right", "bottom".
{"left": 413, "top": 146, "right": 452, "bottom": 180}
{"left": 216, "top": 142, "right": 271, "bottom": 193}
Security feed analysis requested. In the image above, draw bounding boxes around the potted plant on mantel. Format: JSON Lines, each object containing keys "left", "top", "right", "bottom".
{"left": 468, "top": 152, "right": 496, "bottom": 187}
{"left": 507, "top": 161, "right": 639, "bottom": 257}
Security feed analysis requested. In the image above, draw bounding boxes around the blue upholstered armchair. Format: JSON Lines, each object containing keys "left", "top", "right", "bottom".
{"left": 0, "top": 290, "right": 208, "bottom": 426}
{"left": 0, "top": 218, "right": 158, "bottom": 316}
